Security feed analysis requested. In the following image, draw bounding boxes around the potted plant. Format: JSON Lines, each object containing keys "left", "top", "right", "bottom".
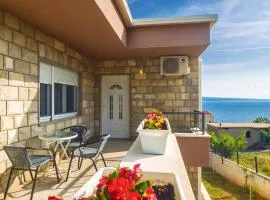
{"left": 71, "top": 164, "right": 178, "bottom": 200}
{"left": 137, "top": 109, "right": 171, "bottom": 154}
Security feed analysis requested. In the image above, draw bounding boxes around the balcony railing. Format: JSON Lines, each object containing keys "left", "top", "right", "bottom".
{"left": 163, "top": 111, "right": 205, "bottom": 134}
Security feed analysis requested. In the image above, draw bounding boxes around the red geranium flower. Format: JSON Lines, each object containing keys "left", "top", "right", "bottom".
{"left": 107, "top": 177, "right": 136, "bottom": 200}
{"left": 48, "top": 196, "right": 63, "bottom": 200}
{"left": 144, "top": 187, "right": 157, "bottom": 200}
{"left": 123, "top": 191, "right": 141, "bottom": 200}
{"left": 97, "top": 176, "right": 108, "bottom": 189}
{"left": 132, "top": 164, "right": 142, "bottom": 180}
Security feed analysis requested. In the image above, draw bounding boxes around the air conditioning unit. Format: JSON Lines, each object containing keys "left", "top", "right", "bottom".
{"left": 160, "top": 56, "right": 190, "bottom": 76}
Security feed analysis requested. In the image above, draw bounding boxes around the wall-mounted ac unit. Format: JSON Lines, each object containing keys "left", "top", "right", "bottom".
{"left": 160, "top": 56, "right": 190, "bottom": 76}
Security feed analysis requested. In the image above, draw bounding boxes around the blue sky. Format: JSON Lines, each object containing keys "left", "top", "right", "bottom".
{"left": 128, "top": 0, "right": 270, "bottom": 99}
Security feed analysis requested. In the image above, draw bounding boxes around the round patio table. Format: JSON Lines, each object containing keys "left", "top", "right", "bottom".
{"left": 39, "top": 131, "right": 78, "bottom": 162}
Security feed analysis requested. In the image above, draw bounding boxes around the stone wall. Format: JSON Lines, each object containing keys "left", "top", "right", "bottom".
{"left": 187, "top": 167, "right": 202, "bottom": 200}
{"left": 210, "top": 152, "right": 270, "bottom": 200}
{"left": 94, "top": 57, "right": 201, "bottom": 137}
{"left": 0, "top": 11, "right": 94, "bottom": 173}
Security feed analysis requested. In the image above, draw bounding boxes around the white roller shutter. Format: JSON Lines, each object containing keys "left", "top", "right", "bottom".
{"left": 53, "top": 66, "right": 78, "bottom": 86}
{"left": 40, "top": 62, "right": 52, "bottom": 84}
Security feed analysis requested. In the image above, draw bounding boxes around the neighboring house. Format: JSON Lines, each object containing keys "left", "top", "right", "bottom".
{"left": 0, "top": 1, "right": 217, "bottom": 199}
{"left": 208, "top": 123, "right": 270, "bottom": 147}
{"left": 203, "top": 111, "right": 214, "bottom": 130}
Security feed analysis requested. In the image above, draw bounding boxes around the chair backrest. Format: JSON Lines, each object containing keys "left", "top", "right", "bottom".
{"left": 3, "top": 146, "right": 32, "bottom": 169}
{"left": 70, "top": 126, "right": 87, "bottom": 143}
{"left": 97, "top": 134, "right": 110, "bottom": 154}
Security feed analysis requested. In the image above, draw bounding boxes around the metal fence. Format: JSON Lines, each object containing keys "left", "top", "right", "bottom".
{"left": 212, "top": 150, "right": 270, "bottom": 176}
{"left": 163, "top": 111, "right": 205, "bottom": 134}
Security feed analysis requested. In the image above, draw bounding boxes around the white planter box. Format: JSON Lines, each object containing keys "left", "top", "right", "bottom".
{"left": 137, "top": 118, "right": 171, "bottom": 155}
{"left": 73, "top": 167, "right": 181, "bottom": 200}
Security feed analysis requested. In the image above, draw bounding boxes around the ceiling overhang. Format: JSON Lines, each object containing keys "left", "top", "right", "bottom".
{"left": 0, "top": 0, "right": 217, "bottom": 60}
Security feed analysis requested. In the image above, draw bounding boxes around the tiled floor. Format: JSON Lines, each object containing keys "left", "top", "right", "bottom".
{"left": 0, "top": 140, "right": 133, "bottom": 200}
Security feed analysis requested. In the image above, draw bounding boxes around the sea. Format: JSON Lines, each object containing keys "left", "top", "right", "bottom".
{"left": 202, "top": 97, "right": 270, "bottom": 123}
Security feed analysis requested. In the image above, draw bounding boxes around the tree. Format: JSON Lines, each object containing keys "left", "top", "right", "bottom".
{"left": 260, "top": 129, "right": 270, "bottom": 147}
{"left": 209, "top": 132, "right": 247, "bottom": 158}
{"left": 253, "top": 117, "right": 270, "bottom": 123}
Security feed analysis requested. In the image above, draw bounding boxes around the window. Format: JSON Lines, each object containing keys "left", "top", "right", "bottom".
{"left": 40, "top": 83, "right": 52, "bottom": 117}
{"left": 246, "top": 130, "right": 251, "bottom": 138}
{"left": 54, "top": 83, "right": 63, "bottom": 114}
{"left": 66, "top": 85, "right": 77, "bottom": 113}
{"left": 119, "top": 95, "right": 123, "bottom": 120}
{"left": 109, "top": 95, "right": 113, "bottom": 120}
{"left": 39, "top": 62, "right": 78, "bottom": 123}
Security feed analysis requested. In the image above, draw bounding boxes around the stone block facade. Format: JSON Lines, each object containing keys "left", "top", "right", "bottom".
{"left": 0, "top": 11, "right": 95, "bottom": 172}
{"left": 94, "top": 58, "right": 201, "bottom": 137}
{"left": 0, "top": 11, "right": 203, "bottom": 197}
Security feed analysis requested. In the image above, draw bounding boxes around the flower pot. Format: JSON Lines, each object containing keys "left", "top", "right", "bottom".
{"left": 73, "top": 167, "right": 182, "bottom": 200}
{"left": 137, "top": 118, "right": 171, "bottom": 155}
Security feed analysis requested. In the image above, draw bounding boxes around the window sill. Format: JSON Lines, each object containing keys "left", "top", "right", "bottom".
{"left": 39, "top": 114, "right": 79, "bottom": 127}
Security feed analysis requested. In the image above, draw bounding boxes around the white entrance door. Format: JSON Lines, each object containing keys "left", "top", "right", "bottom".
{"left": 101, "top": 75, "right": 129, "bottom": 138}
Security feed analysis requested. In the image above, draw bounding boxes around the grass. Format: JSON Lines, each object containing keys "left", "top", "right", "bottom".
{"left": 231, "top": 151, "right": 270, "bottom": 177}
{"left": 202, "top": 168, "right": 267, "bottom": 200}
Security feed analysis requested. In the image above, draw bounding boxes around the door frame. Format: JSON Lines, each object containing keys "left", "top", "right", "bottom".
{"left": 100, "top": 75, "right": 130, "bottom": 138}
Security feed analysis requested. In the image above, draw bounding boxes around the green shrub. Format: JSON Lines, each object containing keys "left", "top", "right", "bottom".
{"left": 253, "top": 117, "right": 270, "bottom": 123}
{"left": 260, "top": 129, "right": 270, "bottom": 146}
{"left": 209, "top": 132, "right": 247, "bottom": 158}
{"left": 261, "top": 163, "right": 270, "bottom": 174}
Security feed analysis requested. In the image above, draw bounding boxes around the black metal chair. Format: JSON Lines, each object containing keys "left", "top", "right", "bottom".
{"left": 66, "top": 134, "right": 110, "bottom": 181}
{"left": 3, "top": 146, "right": 60, "bottom": 200}
{"left": 61, "top": 125, "right": 88, "bottom": 149}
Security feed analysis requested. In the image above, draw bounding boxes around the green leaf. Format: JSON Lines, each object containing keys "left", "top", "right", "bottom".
{"left": 97, "top": 187, "right": 111, "bottom": 200}
{"left": 145, "top": 180, "right": 152, "bottom": 187}
{"left": 108, "top": 171, "right": 117, "bottom": 180}
{"left": 135, "top": 181, "right": 148, "bottom": 194}
{"left": 108, "top": 165, "right": 120, "bottom": 180}
{"left": 103, "top": 187, "right": 111, "bottom": 200}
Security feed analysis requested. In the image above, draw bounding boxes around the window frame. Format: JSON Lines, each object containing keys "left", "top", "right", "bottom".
{"left": 245, "top": 130, "right": 251, "bottom": 139}
{"left": 39, "top": 61, "right": 78, "bottom": 123}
